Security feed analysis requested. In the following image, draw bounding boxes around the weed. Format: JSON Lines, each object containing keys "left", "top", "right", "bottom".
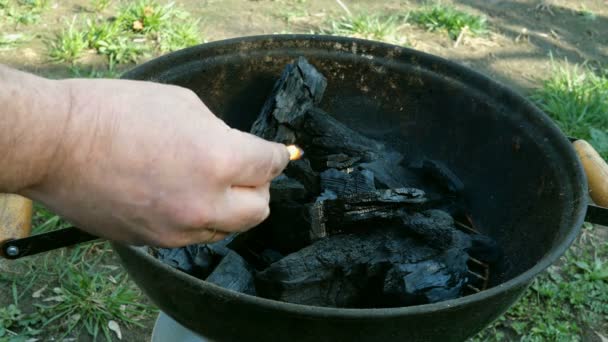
{"left": 37, "top": 266, "right": 153, "bottom": 340}
{"left": 0, "top": 303, "right": 46, "bottom": 339}
{"left": 48, "top": 19, "right": 89, "bottom": 64}
{"left": 159, "top": 20, "right": 201, "bottom": 52}
{"left": 411, "top": 4, "right": 488, "bottom": 40}
{"left": 1, "top": 0, "right": 49, "bottom": 25}
{"left": 69, "top": 65, "right": 123, "bottom": 79}
{"left": 0, "top": 33, "right": 29, "bottom": 50}
{"left": 116, "top": 0, "right": 174, "bottom": 34}
{"left": 323, "top": 14, "right": 407, "bottom": 46}
{"left": 530, "top": 61, "right": 608, "bottom": 159}
{"left": 578, "top": 6, "right": 596, "bottom": 21}
{"left": 90, "top": 0, "right": 112, "bottom": 12}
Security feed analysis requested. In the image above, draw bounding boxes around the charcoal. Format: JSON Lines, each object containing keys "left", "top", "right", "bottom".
{"left": 296, "top": 108, "right": 386, "bottom": 166}
{"left": 284, "top": 159, "right": 320, "bottom": 195}
{"left": 382, "top": 248, "right": 468, "bottom": 306}
{"left": 422, "top": 159, "right": 465, "bottom": 194}
{"left": 207, "top": 234, "right": 237, "bottom": 258}
{"left": 401, "top": 210, "right": 456, "bottom": 250}
{"left": 155, "top": 245, "right": 214, "bottom": 278}
{"left": 468, "top": 234, "right": 501, "bottom": 263}
{"left": 155, "top": 235, "right": 237, "bottom": 278}
{"left": 227, "top": 201, "right": 313, "bottom": 258}
{"left": 250, "top": 57, "right": 327, "bottom": 143}
{"left": 309, "top": 188, "right": 428, "bottom": 240}
{"left": 255, "top": 227, "right": 472, "bottom": 308}
{"left": 270, "top": 174, "right": 308, "bottom": 203}
{"left": 152, "top": 56, "right": 501, "bottom": 310}
{"left": 320, "top": 168, "right": 375, "bottom": 197}
{"left": 358, "top": 151, "right": 415, "bottom": 189}
{"left": 206, "top": 251, "right": 256, "bottom": 295}
{"left": 326, "top": 153, "right": 361, "bottom": 169}
{"left": 260, "top": 249, "right": 284, "bottom": 265}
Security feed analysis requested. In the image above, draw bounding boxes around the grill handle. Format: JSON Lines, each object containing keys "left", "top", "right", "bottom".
{"left": 572, "top": 139, "right": 608, "bottom": 208}
{"left": 0, "top": 194, "right": 32, "bottom": 253}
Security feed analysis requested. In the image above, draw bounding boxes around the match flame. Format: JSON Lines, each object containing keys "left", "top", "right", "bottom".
{"left": 287, "top": 145, "right": 304, "bottom": 161}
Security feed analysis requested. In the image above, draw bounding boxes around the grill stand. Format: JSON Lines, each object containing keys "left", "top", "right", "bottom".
{"left": 151, "top": 312, "right": 211, "bottom": 342}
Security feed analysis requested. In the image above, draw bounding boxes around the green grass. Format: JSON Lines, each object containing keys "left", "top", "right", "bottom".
{"left": 90, "top": 0, "right": 112, "bottom": 12}
{"left": 0, "top": 33, "right": 29, "bottom": 50}
{"left": 0, "top": 0, "right": 49, "bottom": 26}
{"left": 472, "top": 224, "right": 608, "bottom": 341}
{"left": 322, "top": 14, "right": 408, "bottom": 46}
{"left": 48, "top": 19, "right": 89, "bottom": 64}
{"left": 411, "top": 4, "right": 488, "bottom": 40}
{"left": 46, "top": 0, "right": 201, "bottom": 66}
{"left": 530, "top": 62, "right": 608, "bottom": 159}
{"left": 35, "top": 260, "right": 153, "bottom": 341}
{"left": 1, "top": 203, "right": 157, "bottom": 341}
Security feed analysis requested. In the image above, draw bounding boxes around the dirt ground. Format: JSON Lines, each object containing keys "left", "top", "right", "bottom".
{"left": 1, "top": 0, "right": 607, "bottom": 341}
{"left": 2, "top": 0, "right": 608, "bottom": 91}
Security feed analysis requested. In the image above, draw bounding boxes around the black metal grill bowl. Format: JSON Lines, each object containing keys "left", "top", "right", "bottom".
{"left": 112, "top": 35, "right": 588, "bottom": 342}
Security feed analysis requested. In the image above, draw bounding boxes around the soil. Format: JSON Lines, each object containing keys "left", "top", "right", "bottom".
{"left": 0, "top": 0, "right": 606, "bottom": 341}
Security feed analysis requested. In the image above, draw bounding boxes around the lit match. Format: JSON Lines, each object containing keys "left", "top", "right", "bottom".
{"left": 286, "top": 145, "right": 304, "bottom": 161}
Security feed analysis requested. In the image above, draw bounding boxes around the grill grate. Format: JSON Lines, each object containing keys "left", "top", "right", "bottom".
{"left": 455, "top": 219, "right": 491, "bottom": 294}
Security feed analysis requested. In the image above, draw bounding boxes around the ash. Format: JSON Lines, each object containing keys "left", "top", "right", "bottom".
{"left": 152, "top": 57, "right": 499, "bottom": 308}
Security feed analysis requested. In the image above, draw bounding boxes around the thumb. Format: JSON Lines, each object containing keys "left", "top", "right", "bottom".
{"left": 226, "top": 129, "right": 290, "bottom": 186}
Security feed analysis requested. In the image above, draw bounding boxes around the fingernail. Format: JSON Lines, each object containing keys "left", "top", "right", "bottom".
{"left": 286, "top": 145, "right": 304, "bottom": 161}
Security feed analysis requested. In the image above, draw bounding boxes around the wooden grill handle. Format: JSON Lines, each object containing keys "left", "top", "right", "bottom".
{"left": 573, "top": 139, "right": 608, "bottom": 208}
{"left": 0, "top": 194, "right": 33, "bottom": 243}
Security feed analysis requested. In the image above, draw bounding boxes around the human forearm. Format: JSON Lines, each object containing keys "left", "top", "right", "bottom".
{"left": 0, "top": 65, "right": 71, "bottom": 193}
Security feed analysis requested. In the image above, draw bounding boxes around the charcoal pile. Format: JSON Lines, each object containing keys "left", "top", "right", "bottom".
{"left": 151, "top": 57, "right": 500, "bottom": 308}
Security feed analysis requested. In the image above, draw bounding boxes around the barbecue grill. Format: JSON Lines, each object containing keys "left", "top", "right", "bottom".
{"left": 1, "top": 35, "right": 607, "bottom": 342}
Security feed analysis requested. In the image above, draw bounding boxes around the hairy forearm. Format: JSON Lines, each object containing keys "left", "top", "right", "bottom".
{"left": 0, "top": 65, "right": 71, "bottom": 193}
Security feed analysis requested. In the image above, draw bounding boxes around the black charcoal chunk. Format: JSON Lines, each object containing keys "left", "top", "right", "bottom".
{"left": 206, "top": 251, "right": 256, "bottom": 295}
{"left": 260, "top": 249, "right": 284, "bottom": 266}
{"left": 422, "top": 159, "right": 464, "bottom": 194}
{"left": 250, "top": 57, "right": 327, "bottom": 143}
{"left": 309, "top": 188, "right": 428, "bottom": 240}
{"left": 156, "top": 245, "right": 214, "bottom": 278}
{"left": 320, "top": 168, "right": 375, "bottom": 197}
{"left": 207, "top": 234, "right": 237, "bottom": 258}
{"left": 467, "top": 234, "right": 501, "bottom": 263}
{"left": 358, "top": 151, "right": 414, "bottom": 189}
{"left": 383, "top": 248, "right": 468, "bottom": 305}
{"left": 297, "top": 108, "right": 386, "bottom": 165}
{"left": 270, "top": 174, "right": 308, "bottom": 202}
{"left": 326, "top": 153, "right": 361, "bottom": 169}
{"left": 284, "top": 159, "right": 320, "bottom": 195}
{"left": 401, "top": 210, "right": 456, "bottom": 250}
{"left": 255, "top": 228, "right": 469, "bottom": 308}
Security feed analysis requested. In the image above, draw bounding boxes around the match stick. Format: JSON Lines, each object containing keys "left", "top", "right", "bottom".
{"left": 286, "top": 145, "right": 304, "bottom": 161}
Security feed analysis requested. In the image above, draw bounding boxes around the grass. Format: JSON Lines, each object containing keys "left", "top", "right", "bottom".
{"left": 472, "top": 224, "right": 608, "bottom": 341}
{"left": 90, "top": 0, "right": 112, "bottom": 12}
{"left": 322, "top": 14, "right": 408, "bottom": 46}
{"left": 530, "top": 61, "right": 608, "bottom": 159}
{"left": 0, "top": 0, "right": 50, "bottom": 26}
{"left": 0, "top": 205, "right": 157, "bottom": 341}
{"left": 47, "top": 0, "right": 201, "bottom": 66}
{"left": 48, "top": 18, "right": 89, "bottom": 64}
{"left": 410, "top": 3, "right": 488, "bottom": 40}
{"left": 0, "top": 33, "right": 29, "bottom": 50}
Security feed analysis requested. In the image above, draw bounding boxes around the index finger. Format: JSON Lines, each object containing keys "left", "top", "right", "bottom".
{"left": 226, "top": 129, "right": 290, "bottom": 186}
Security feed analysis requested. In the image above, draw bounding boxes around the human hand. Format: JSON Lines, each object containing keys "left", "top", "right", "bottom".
{"left": 21, "top": 79, "right": 290, "bottom": 247}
